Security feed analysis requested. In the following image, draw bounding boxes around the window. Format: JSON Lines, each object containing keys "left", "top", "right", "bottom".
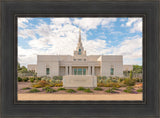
{"left": 46, "top": 68, "right": 50, "bottom": 75}
{"left": 84, "top": 59, "right": 86, "bottom": 61}
{"left": 83, "top": 68, "right": 86, "bottom": 75}
{"left": 78, "top": 48, "right": 81, "bottom": 55}
{"left": 74, "top": 68, "right": 77, "bottom": 75}
{"left": 74, "top": 68, "right": 86, "bottom": 75}
{"left": 74, "top": 59, "right": 76, "bottom": 61}
{"left": 110, "top": 68, "right": 114, "bottom": 75}
{"left": 78, "top": 68, "right": 82, "bottom": 75}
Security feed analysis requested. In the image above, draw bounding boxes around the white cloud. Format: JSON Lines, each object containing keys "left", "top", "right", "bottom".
{"left": 101, "top": 18, "right": 117, "bottom": 27}
{"left": 18, "top": 18, "right": 32, "bottom": 28}
{"left": 73, "top": 18, "right": 102, "bottom": 31}
{"left": 121, "top": 24, "right": 124, "bottom": 27}
{"left": 73, "top": 18, "right": 117, "bottom": 31}
{"left": 126, "top": 18, "right": 142, "bottom": 33}
{"left": 120, "top": 18, "right": 126, "bottom": 22}
{"left": 18, "top": 29, "right": 36, "bottom": 39}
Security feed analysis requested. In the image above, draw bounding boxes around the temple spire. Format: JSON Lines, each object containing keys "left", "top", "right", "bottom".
{"left": 79, "top": 28, "right": 81, "bottom": 43}
{"left": 74, "top": 28, "right": 86, "bottom": 56}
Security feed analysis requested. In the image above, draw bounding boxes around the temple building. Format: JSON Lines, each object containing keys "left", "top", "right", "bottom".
{"left": 28, "top": 29, "right": 123, "bottom": 77}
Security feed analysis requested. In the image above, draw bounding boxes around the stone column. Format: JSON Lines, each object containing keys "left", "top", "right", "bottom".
{"left": 65, "top": 66, "right": 68, "bottom": 75}
{"left": 88, "top": 66, "right": 91, "bottom": 75}
{"left": 69, "top": 66, "right": 72, "bottom": 75}
{"left": 92, "top": 66, "right": 95, "bottom": 76}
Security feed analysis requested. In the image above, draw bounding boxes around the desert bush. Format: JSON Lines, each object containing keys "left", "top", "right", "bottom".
{"left": 84, "top": 88, "right": 93, "bottom": 93}
{"left": 44, "top": 87, "right": 56, "bottom": 93}
{"left": 112, "top": 87, "right": 119, "bottom": 90}
{"left": 123, "top": 78, "right": 135, "bottom": 86}
{"left": 123, "top": 86, "right": 134, "bottom": 93}
{"left": 102, "top": 76, "right": 107, "bottom": 79}
{"left": 35, "top": 77, "right": 41, "bottom": 81}
{"left": 32, "top": 84, "right": 42, "bottom": 88}
{"left": 66, "top": 89, "right": 76, "bottom": 93}
{"left": 57, "top": 87, "right": 66, "bottom": 91}
{"left": 130, "top": 71, "right": 133, "bottom": 79}
{"left": 29, "top": 88, "right": 40, "bottom": 93}
{"left": 22, "top": 87, "right": 31, "bottom": 90}
{"left": 43, "top": 86, "right": 55, "bottom": 92}
{"left": 46, "top": 88, "right": 56, "bottom": 93}
{"left": 29, "top": 78, "right": 35, "bottom": 83}
{"left": 54, "top": 82, "right": 63, "bottom": 87}
{"left": 118, "top": 78, "right": 124, "bottom": 83}
{"left": 23, "top": 77, "right": 29, "bottom": 82}
{"left": 137, "top": 88, "right": 143, "bottom": 92}
{"left": 53, "top": 76, "right": 63, "bottom": 80}
{"left": 94, "top": 87, "right": 103, "bottom": 91}
{"left": 18, "top": 77, "right": 22, "bottom": 82}
{"left": 38, "top": 80, "right": 49, "bottom": 86}
{"left": 41, "top": 76, "right": 51, "bottom": 82}
{"left": 77, "top": 87, "right": 86, "bottom": 91}
{"left": 105, "top": 88, "right": 116, "bottom": 93}
{"left": 32, "top": 80, "right": 50, "bottom": 88}
{"left": 42, "top": 86, "right": 50, "bottom": 90}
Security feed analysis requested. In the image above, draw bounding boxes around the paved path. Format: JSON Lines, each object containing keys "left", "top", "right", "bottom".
{"left": 18, "top": 93, "right": 142, "bottom": 101}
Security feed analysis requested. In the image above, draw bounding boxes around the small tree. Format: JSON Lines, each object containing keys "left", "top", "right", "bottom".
{"left": 130, "top": 71, "right": 133, "bottom": 79}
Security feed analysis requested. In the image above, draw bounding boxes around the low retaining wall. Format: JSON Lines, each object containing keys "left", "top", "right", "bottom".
{"left": 63, "top": 75, "right": 97, "bottom": 88}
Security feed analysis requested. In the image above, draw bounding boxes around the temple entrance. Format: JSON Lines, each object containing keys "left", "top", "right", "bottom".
{"left": 73, "top": 68, "right": 86, "bottom": 75}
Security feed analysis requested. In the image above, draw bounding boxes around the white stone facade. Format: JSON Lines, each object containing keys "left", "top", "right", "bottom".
{"left": 28, "top": 29, "right": 123, "bottom": 77}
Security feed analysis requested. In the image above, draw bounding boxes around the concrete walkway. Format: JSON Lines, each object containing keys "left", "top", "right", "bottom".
{"left": 18, "top": 93, "right": 142, "bottom": 101}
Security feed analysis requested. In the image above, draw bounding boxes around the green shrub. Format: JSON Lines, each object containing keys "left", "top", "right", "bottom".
{"left": 118, "top": 78, "right": 124, "bottom": 83}
{"left": 123, "top": 86, "right": 134, "bottom": 93}
{"left": 42, "top": 86, "right": 56, "bottom": 93}
{"left": 97, "top": 76, "right": 101, "bottom": 80}
{"left": 23, "top": 77, "right": 29, "bottom": 82}
{"left": 22, "top": 87, "right": 31, "bottom": 90}
{"left": 54, "top": 82, "right": 63, "bottom": 87}
{"left": 124, "top": 78, "right": 135, "bottom": 86}
{"left": 77, "top": 87, "right": 86, "bottom": 91}
{"left": 94, "top": 87, "right": 103, "bottom": 91}
{"left": 53, "top": 76, "right": 63, "bottom": 80}
{"left": 137, "top": 88, "right": 143, "bottom": 92}
{"left": 18, "top": 77, "right": 22, "bottom": 82}
{"left": 127, "top": 86, "right": 133, "bottom": 89}
{"left": 29, "top": 88, "right": 40, "bottom": 93}
{"left": 32, "top": 84, "right": 42, "bottom": 88}
{"left": 129, "top": 71, "right": 133, "bottom": 79}
{"left": 84, "top": 88, "right": 93, "bottom": 93}
{"left": 112, "top": 87, "right": 119, "bottom": 90}
{"left": 57, "top": 87, "right": 66, "bottom": 91}
{"left": 123, "top": 89, "right": 132, "bottom": 93}
{"left": 37, "top": 77, "right": 41, "bottom": 81}
{"left": 42, "top": 86, "right": 50, "bottom": 90}
{"left": 46, "top": 88, "right": 56, "bottom": 93}
{"left": 29, "top": 78, "right": 35, "bottom": 83}
{"left": 105, "top": 88, "right": 115, "bottom": 93}
{"left": 102, "top": 76, "right": 107, "bottom": 79}
{"left": 66, "top": 89, "right": 76, "bottom": 93}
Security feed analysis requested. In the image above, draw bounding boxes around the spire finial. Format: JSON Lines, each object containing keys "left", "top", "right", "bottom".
{"left": 79, "top": 28, "right": 81, "bottom": 43}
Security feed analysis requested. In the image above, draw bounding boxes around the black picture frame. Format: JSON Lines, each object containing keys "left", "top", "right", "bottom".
{"left": 1, "top": 0, "right": 160, "bottom": 117}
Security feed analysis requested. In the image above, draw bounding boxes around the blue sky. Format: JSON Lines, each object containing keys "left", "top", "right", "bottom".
{"left": 18, "top": 17, "right": 142, "bottom": 66}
